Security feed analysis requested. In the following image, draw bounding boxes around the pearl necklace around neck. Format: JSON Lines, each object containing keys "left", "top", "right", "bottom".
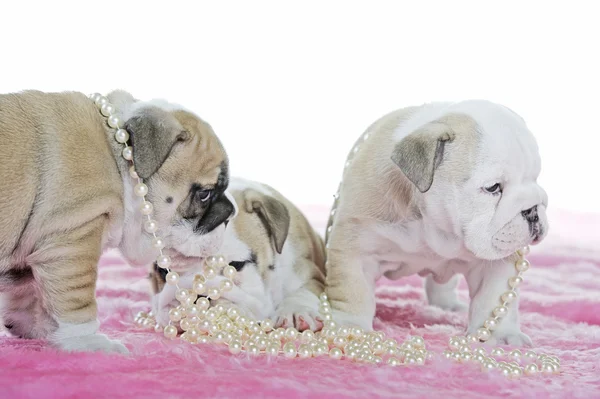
{"left": 89, "top": 93, "right": 560, "bottom": 378}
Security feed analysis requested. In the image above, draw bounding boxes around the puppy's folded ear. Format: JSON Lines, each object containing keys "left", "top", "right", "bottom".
{"left": 126, "top": 106, "right": 189, "bottom": 179}
{"left": 243, "top": 190, "right": 290, "bottom": 254}
{"left": 391, "top": 121, "right": 455, "bottom": 193}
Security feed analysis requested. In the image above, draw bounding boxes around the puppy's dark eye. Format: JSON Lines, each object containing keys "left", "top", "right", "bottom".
{"left": 229, "top": 260, "right": 247, "bottom": 271}
{"left": 195, "top": 189, "right": 212, "bottom": 203}
{"left": 484, "top": 183, "right": 502, "bottom": 195}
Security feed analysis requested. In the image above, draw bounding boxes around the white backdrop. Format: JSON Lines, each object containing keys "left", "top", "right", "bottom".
{"left": 2, "top": 1, "right": 598, "bottom": 213}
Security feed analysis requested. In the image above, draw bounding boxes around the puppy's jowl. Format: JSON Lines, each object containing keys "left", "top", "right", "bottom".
{"left": 150, "top": 178, "right": 326, "bottom": 331}
{"left": 325, "top": 101, "right": 548, "bottom": 346}
{"left": 0, "top": 90, "right": 234, "bottom": 353}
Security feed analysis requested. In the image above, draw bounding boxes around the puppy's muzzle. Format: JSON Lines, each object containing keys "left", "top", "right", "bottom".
{"left": 194, "top": 194, "right": 236, "bottom": 234}
{"left": 521, "top": 205, "right": 543, "bottom": 243}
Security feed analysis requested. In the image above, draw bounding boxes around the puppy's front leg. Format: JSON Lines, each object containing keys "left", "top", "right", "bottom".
{"left": 464, "top": 259, "right": 532, "bottom": 347}
{"left": 325, "top": 227, "right": 377, "bottom": 331}
{"left": 30, "top": 217, "right": 128, "bottom": 354}
{"left": 424, "top": 274, "right": 467, "bottom": 312}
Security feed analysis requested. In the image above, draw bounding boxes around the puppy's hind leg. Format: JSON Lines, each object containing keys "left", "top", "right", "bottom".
{"left": 29, "top": 217, "right": 128, "bottom": 354}
{"left": 424, "top": 274, "right": 467, "bottom": 312}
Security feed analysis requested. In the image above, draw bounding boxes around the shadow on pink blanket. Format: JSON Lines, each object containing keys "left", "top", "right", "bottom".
{"left": 1, "top": 207, "right": 599, "bottom": 399}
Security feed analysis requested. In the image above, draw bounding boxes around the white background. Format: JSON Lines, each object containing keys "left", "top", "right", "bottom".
{"left": 1, "top": 1, "right": 598, "bottom": 213}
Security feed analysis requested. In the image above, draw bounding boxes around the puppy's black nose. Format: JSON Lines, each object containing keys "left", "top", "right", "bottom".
{"left": 521, "top": 206, "right": 539, "bottom": 223}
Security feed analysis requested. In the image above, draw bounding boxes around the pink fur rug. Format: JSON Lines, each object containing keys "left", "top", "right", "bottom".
{"left": 1, "top": 207, "right": 599, "bottom": 399}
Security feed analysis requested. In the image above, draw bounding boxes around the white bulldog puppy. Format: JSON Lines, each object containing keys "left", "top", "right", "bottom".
{"left": 324, "top": 101, "right": 548, "bottom": 346}
{"left": 150, "top": 178, "right": 326, "bottom": 331}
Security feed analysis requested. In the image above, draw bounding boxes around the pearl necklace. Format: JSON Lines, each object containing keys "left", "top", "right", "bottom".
{"left": 89, "top": 94, "right": 560, "bottom": 377}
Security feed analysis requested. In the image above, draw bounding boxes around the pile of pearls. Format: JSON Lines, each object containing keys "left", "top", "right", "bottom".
{"left": 134, "top": 247, "right": 561, "bottom": 378}
{"left": 135, "top": 264, "right": 430, "bottom": 365}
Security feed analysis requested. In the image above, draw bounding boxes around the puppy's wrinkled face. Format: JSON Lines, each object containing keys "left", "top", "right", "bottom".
{"left": 113, "top": 93, "right": 236, "bottom": 268}
{"left": 393, "top": 101, "right": 549, "bottom": 261}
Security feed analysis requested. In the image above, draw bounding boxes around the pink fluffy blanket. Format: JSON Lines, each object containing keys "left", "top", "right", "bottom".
{"left": 1, "top": 207, "right": 599, "bottom": 399}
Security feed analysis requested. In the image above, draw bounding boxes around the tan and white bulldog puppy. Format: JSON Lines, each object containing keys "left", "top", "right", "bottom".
{"left": 150, "top": 178, "right": 326, "bottom": 331}
{"left": 0, "top": 90, "right": 235, "bottom": 353}
{"left": 325, "top": 101, "right": 549, "bottom": 346}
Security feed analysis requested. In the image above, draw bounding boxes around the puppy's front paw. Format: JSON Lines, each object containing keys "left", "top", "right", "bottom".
{"left": 275, "top": 304, "right": 323, "bottom": 331}
{"left": 54, "top": 333, "right": 129, "bottom": 354}
{"left": 274, "top": 290, "right": 324, "bottom": 331}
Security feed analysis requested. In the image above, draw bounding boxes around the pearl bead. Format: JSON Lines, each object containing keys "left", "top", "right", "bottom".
{"left": 314, "top": 344, "right": 328, "bottom": 357}
{"left": 449, "top": 338, "right": 461, "bottom": 350}
{"left": 220, "top": 279, "right": 234, "bottom": 292}
{"left": 285, "top": 327, "right": 299, "bottom": 341}
{"left": 501, "top": 291, "right": 517, "bottom": 303}
{"left": 511, "top": 367, "right": 523, "bottom": 378}
{"left": 114, "top": 128, "right": 129, "bottom": 143}
{"left": 510, "top": 349, "right": 522, "bottom": 360}
{"left": 107, "top": 114, "right": 122, "bottom": 128}
{"left": 129, "top": 166, "right": 138, "bottom": 179}
{"left": 388, "top": 357, "right": 401, "bottom": 366}
{"left": 493, "top": 306, "right": 508, "bottom": 318}
{"left": 95, "top": 95, "right": 108, "bottom": 107}
{"left": 168, "top": 308, "right": 182, "bottom": 322}
{"left": 337, "top": 327, "right": 350, "bottom": 338}
{"left": 165, "top": 271, "right": 179, "bottom": 285}
{"left": 324, "top": 320, "right": 337, "bottom": 330}
{"left": 476, "top": 328, "right": 491, "bottom": 341}
{"left": 350, "top": 327, "right": 364, "bottom": 339}
{"left": 139, "top": 201, "right": 153, "bottom": 216}
{"left": 204, "top": 266, "right": 217, "bottom": 280}
{"left": 466, "top": 334, "right": 478, "bottom": 343}
{"left": 223, "top": 265, "right": 237, "bottom": 279}
{"left": 484, "top": 318, "right": 498, "bottom": 331}
{"left": 319, "top": 303, "right": 331, "bottom": 314}
{"left": 491, "top": 348, "right": 505, "bottom": 356}
{"left": 283, "top": 342, "right": 297, "bottom": 358}
{"left": 515, "top": 259, "right": 530, "bottom": 272}
{"left": 101, "top": 103, "right": 115, "bottom": 117}
{"left": 524, "top": 350, "right": 537, "bottom": 360}
{"left": 298, "top": 344, "right": 312, "bottom": 358}
{"left": 185, "top": 305, "right": 201, "bottom": 318}
{"left": 322, "top": 314, "right": 333, "bottom": 321}
{"left": 192, "top": 280, "right": 206, "bottom": 295}
{"left": 163, "top": 325, "right": 177, "bottom": 339}
{"left": 411, "top": 336, "right": 425, "bottom": 348}
{"left": 329, "top": 347, "right": 343, "bottom": 360}
{"left": 134, "top": 183, "right": 148, "bottom": 197}
{"left": 301, "top": 330, "right": 315, "bottom": 342}
{"left": 175, "top": 288, "right": 191, "bottom": 302}
{"left": 500, "top": 366, "right": 512, "bottom": 377}
{"left": 524, "top": 363, "right": 538, "bottom": 375}
{"left": 156, "top": 254, "right": 171, "bottom": 269}
{"left": 122, "top": 146, "right": 133, "bottom": 160}
{"left": 541, "top": 363, "right": 555, "bottom": 373}
{"left": 508, "top": 276, "right": 523, "bottom": 288}
{"left": 144, "top": 220, "right": 158, "bottom": 234}
{"left": 216, "top": 255, "right": 227, "bottom": 267}
{"left": 229, "top": 340, "right": 242, "bottom": 354}
{"left": 266, "top": 345, "right": 279, "bottom": 356}
{"left": 89, "top": 93, "right": 102, "bottom": 102}
{"left": 384, "top": 338, "right": 398, "bottom": 348}
{"left": 151, "top": 237, "right": 165, "bottom": 249}
{"left": 259, "top": 319, "right": 273, "bottom": 332}
{"left": 247, "top": 345, "right": 260, "bottom": 356}
{"left": 333, "top": 336, "right": 347, "bottom": 348}
{"left": 226, "top": 307, "right": 240, "bottom": 320}
{"left": 207, "top": 287, "right": 221, "bottom": 300}
{"left": 517, "top": 246, "right": 531, "bottom": 256}
{"left": 196, "top": 297, "right": 210, "bottom": 310}
{"left": 319, "top": 293, "right": 329, "bottom": 302}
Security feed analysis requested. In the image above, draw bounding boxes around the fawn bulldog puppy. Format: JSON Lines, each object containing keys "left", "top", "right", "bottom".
{"left": 150, "top": 178, "right": 327, "bottom": 331}
{"left": 0, "top": 90, "right": 235, "bottom": 353}
{"left": 324, "top": 100, "right": 548, "bottom": 346}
